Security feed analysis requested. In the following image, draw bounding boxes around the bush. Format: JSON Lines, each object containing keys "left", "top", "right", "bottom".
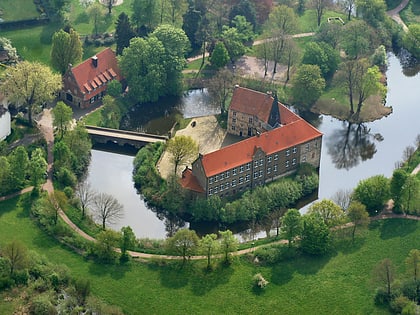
{"left": 390, "top": 295, "right": 412, "bottom": 314}
{"left": 12, "top": 269, "right": 29, "bottom": 285}
{"left": 253, "top": 273, "right": 269, "bottom": 289}
{"left": 29, "top": 293, "right": 57, "bottom": 315}
{"left": 63, "top": 186, "right": 73, "bottom": 199}
{"left": 374, "top": 287, "right": 392, "bottom": 306}
{"left": 56, "top": 167, "right": 77, "bottom": 187}
{"left": 353, "top": 175, "right": 390, "bottom": 215}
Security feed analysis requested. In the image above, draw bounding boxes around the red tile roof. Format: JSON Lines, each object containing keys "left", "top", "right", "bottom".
{"left": 230, "top": 87, "right": 300, "bottom": 125}
{"left": 70, "top": 48, "right": 122, "bottom": 100}
{"left": 180, "top": 168, "right": 205, "bottom": 193}
{"left": 201, "top": 119, "right": 322, "bottom": 177}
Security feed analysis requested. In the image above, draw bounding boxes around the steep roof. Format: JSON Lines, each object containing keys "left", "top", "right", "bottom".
{"left": 230, "top": 87, "right": 300, "bottom": 125}
{"left": 180, "top": 168, "right": 205, "bottom": 193}
{"left": 200, "top": 119, "right": 322, "bottom": 177}
{"left": 70, "top": 48, "right": 122, "bottom": 99}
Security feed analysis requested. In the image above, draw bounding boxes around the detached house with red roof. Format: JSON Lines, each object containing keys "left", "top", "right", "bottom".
{"left": 181, "top": 87, "right": 322, "bottom": 198}
{"left": 59, "top": 48, "right": 122, "bottom": 109}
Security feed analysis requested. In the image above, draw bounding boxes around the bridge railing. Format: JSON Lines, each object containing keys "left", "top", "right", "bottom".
{"left": 85, "top": 125, "right": 168, "bottom": 140}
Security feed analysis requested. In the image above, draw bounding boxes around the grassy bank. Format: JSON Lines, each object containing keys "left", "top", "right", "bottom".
{"left": 2, "top": 194, "right": 420, "bottom": 314}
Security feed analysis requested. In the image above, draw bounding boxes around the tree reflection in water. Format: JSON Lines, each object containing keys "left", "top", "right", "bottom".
{"left": 327, "top": 122, "right": 383, "bottom": 170}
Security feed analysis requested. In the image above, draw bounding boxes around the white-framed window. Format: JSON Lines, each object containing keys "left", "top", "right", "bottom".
{"left": 231, "top": 125, "right": 236, "bottom": 131}
{"left": 249, "top": 117, "right": 253, "bottom": 123}
{"left": 240, "top": 165, "right": 244, "bottom": 173}
{"left": 274, "top": 154, "right": 278, "bottom": 160}
{"left": 274, "top": 165, "right": 278, "bottom": 172}
{"left": 226, "top": 182, "right": 230, "bottom": 189}
{"left": 286, "top": 160, "right": 290, "bottom": 168}
{"left": 259, "top": 170, "right": 263, "bottom": 177}
{"left": 267, "top": 156, "right": 272, "bottom": 163}
{"left": 209, "top": 188, "right": 213, "bottom": 195}
{"left": 286, "top": 149, "right": 290, "bottom": 156}
{"left": 232, "top": 118, "right": 236, "bottom": 123}
{"left": 239, "top": 176, "right": 244, "bottom": 184}
{"left": 215, "top": 175, "right": 219, "bottom": 182}
{"left": 233, "top": 111, "right": 237, "bottom": 117}
{"left": 254, "top": 160, "right": 258, "bottom": 168}
{"left": 226, "top": 170, "right": 230, "bottom": 178}
{"left": 245, "top": 174, "right": 250, "bottom": 182}
{"left": 267, "top": 167, "right": 271, "bottom": 174}
{"left": 306, "top": 144, "right": 310, "bottom": 152}
{"left": 246, "top": 163, "right": 251, "bottom": 170}
{"left": 233, "top": 168, "right": 237, "bottom": 176}
{"left": 232, "top": 179, "right": 237, "bottom": 187}
{"left": 220, "top": 183, "right": 224, "bottom": 191}
{"left": 292, "top": 147, "right": 297, "bottom": 154}
{"left": 209, "top": 177, "right": 213, "bottom": 184}
{"left": 292, "top": 158, "right": 296, "bottom": 165}
{"left": 302, "top": 155, "right": 307, "bottom": 162}
{"left": 254, "top": 171, "right": 258, "bottom": 179}
{"left": 214, "top": 186, "right": 218, "bottom": 194}
{"left": 220, "top": 173, "right": 225, "bottom": 180}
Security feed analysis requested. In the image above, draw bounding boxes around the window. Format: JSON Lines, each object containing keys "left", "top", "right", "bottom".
{"left": 220, "top": 173, "right": 225, "bottom": 180}
{"left": 259, "top": 159, "right": 263, "bottom": 166}
{"left": 274, "top": 165, "right": 278, "bottom": 172}
{"left": 267, "top": 156, "right": 272, "bottom": 163}
{"left": 231, "top": 125, "right": 236, "bottom": 131}
{"left": 245, "top": 174, "right": 250, "bottom": 182}
{"left": 233, "top": 168, "right": 237, "bottom": 176}
{"left": 232, "top": 179, "right": 236, "bottom": 187}
{"left": 306, "top": 144, "right": 310, "bottom": 152}
{"left": 226, "top": 170, "right": 230, "bottom": 178}
{"left": 233, "top": 111, "right": 236, "bottom": 117}
{"left": 215, "top": 175, "right": 219, "bottom": 182}
{"left": 239, "top": 176, "right": 244, "bottom": 184}
{"left": 246, "top": 163, "right": 251, "bottom": 170}
{"left": 274, "top": 154, "right": 278, "bottom": 161}
{"left": 225, "top": 182, "right": 230, "bottom": 189}
{"left": 302, "top": 155, "right": 307, "bottom": 162}
{"left": 232, "top": 118, "right": 236, "bottom": 123}
{"left": 292, "top": 147, "right": 297, "bottom": 154}
{"left": 254, "top": 160, "right": 258, "bottom": 168}
{"left": 292, "top": 158, "right": 296, "bottom": 165}
{"left": 209, "top": 188, "right": 213, "bottom": 195}
{"left": 214, "top": 186, "right": 218, "bottom": 194}
{"left": 220, "top": 183, "right": 224, "bottom": 191}
{"left": 254, "top": 171, "right": 258, "bottom": 179}
{"left": 267, "top": 167, "right": 271, "bottom": 174}
{"left": 286, "top": 160, "right": 290, "bottom": 168}
{"left": 240, "top": 165, "right": 244, "bottom": 173}
{"left": 249, "top": 117, "right": 253, "bottom": 123}
{"left": 259, "top": 170, "right": 263, "bottom": 177}
{"left": 286, "top": 149, "right": 290, "bottom": 156}
{"left": 209, "top": 177, "right": 213, "bottom": 184}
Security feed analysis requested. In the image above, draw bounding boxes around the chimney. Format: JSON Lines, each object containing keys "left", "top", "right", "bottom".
{"left": 92, "top": 56, "right": 98, "bottom": 68}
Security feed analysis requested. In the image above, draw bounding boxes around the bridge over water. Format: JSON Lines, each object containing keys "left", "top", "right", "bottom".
{"left": 85, "top": 125, "right": 168, "bottom": 149}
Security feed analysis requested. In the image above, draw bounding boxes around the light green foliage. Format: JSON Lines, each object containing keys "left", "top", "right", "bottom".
{"left": 371, "top": 45, "right": 387, "bottom": 67}
{"left": 87, "top": 2, "right": 106, "bottom": 36}
{"left": 353, "top": 175, "right": 390, "bottom": 215}
{"left": 291, "top": 64, "right": 326, "bottom": 110}
{"left": 0, "top": 61, "right": 62, "bottom": 125}
{"left": 29, "top": 148, "right": 47, "bottom": 189}
{"left": 356, "top": 0, "right": 387, "bottom": 27}
{"left": 166, "top": 229, "right": 199, "bottom": 263}
{"left": 0, "top": 37, "right": 18, "bottom": 63}
{"left": 100, "top": 96, "right": 121, "bottom": 129}
{"left": 106, "top": 80, "right": 122, "bottom": 97}
{"left": 131, "top": 0, "right": 159, "bottom": 33}
{"left": 93, "top": 229, "right": 120, "bottom": 263}
{"left": 302, "top": 41, "right": 340, "bottom": 79}
{"left": 403, "top": 25, "right": 420, "bottom": 59}
{"left": 120, "top": 226, "right": 136, "bottom": 259}
{"left": 2, "top": 240, "right": 28, "bottom": 275}
{"left": 52, "top": 101, "right": 73, "bottom": 140}
{"left": 231, "top": 15, "right": 255, "bottom": 42}
{"left": 166, "top": 135, "right": 199, "bottom": 174}
{"left": 405, "top": 249, "right": 420, "bottom": 282}
{"left": 199, "top": 233, "right": 219, "bottom": 269}
{"left": 8, "top": 146, "right": 29, "bottom": 190}
{"left": 346, "top": 201, "right": 369, "bottom": 242}
{"left": 281, "top": 209, "right": 303, "bottom": 247}
{"left": 51, "top": 29, "right": 83, "bottom": 74}
{"left": 221, "top": 26, "right": 246, "bottom": 61}
{"left": 209, "top": 42, "right": 230, "bottom": 68}
{"left": 342, "top": 20, "right": 374, "bottom": 59}
{"left": 308, "top": 199, "right": 345, "bottom": 227}
{"left": 372, "top": 258, "right": 395, "bottom": 296}
{"left": 301, "top": 213, "right": 330, "bottom": 255}
{"left": 400, "top": 176, "right": 420, "bottom": 214}
{"left": 390, "top": 169, "right": 408, "bottom": 211}
{"left": 219, "top": 230, "right": 238, "bottom": 263}
{"left": 0, "top": 156, "right": 11, "bottom": 195}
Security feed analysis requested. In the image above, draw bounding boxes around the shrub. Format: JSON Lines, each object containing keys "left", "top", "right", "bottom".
{"left": 353, "top": 175, "right": 391, "bottom": 215}
{"left": 390, "top": 295, "right": 412, "bottom": 314}
{"left": 63, "top": 186, "right": 73, "bottom": 199}
{"left": 12, "top": 269, "right": 28, "bottom": 285}
{"left": 253, "top": 273, "right": 269, "bottom": 289}
{"left": 29, "top": 293, "right": 57, "bottom": 315}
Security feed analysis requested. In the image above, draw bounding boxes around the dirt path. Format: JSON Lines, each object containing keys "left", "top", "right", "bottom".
{"left": 387, "top": 0, "right": 410, "bottom": 32}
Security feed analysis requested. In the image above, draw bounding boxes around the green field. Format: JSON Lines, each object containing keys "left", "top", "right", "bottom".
{"left": 0, "top": 0, "right": 39, "bottom": 22}
{"left": 2, "top": 194, "right": 420, "bottom": 314}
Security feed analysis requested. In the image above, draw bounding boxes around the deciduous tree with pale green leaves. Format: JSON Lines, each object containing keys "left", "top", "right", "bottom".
{"left": 166, "top": 135, "right": 199, "bottom": 175}
{"left": 291, "top": 64, "right": 325, "bottom": 111}
{"left": 281, "top": 208, "right": 303, "bottom": 248}
{"left": 199, "top": 233, "right": 219, "bottom": 269}
{"left": 219, "top": 230, "right": 238, "bottom": 264}
{"left": 29, "top": 148, "right": 48, "bottom": 190}
{"left": 52, "top": 101, "right": 73, "bottom": 140}
{"left": 210, "top": 42, "right": 230, "bottom": 68}
{"left": 166, "top": 229, "right": 199, "bottom": 264}
{"left": 307, "top": 199, "right": 345, "bottom": 228}
{"left": 346, "top": 201, "right": 369, "bottom": 243}
{"left": 51, "top": 28, "right": 83, "bottom": 74}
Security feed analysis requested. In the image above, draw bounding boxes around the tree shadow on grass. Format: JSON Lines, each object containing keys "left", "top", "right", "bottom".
{"left": 87, "top": 260, "right": 131, "bottom": 280}
{"left": 332, "top": 235, "right": 366, "bottom": 255}
{"left": 151, "top": 260, "right": 191, "bottom": 289}
{"left": 190, "top": 263, "right": 234, "bottom": 296}
{"left": 0, "top": 197, "right": 19, "bottom": 218}
{"left": 40, "top": 23, "right": 61, "bottom": 45}
{"left": 74, "top": 12, "right": 89, "bottom": 25}
{"left": 378, "top": 218, "right": 417, "bottom": 240}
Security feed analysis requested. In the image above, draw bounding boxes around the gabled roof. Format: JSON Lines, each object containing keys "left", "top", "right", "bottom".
{"left": 200, "top": 119, "right": 322, "bottom": 177}
{"left": 230, "top": 87, "right": 300, "bottom": 125}
{"left": 180, "top": 168, "right": 205, "bottom": 193}
{"left": 69, "top": 48, "right": 122, "bottom": 98}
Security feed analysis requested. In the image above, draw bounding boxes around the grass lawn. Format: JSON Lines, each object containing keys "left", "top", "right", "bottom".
{"left": 0, "top": 0, "right": 39, "bottom": 21}
{"left": 298, "top": 9, "right": 348, "bottom": 33}
{"left": 3, "top": 194, "right": 420, "bottom": 314}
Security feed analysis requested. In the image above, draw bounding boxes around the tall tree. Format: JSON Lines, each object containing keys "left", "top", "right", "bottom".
{"left": 75, "top": 181, "right": 96, "bottom": 218}
{"left": 52, "top": 101, "right": 73, "bottom": 140}
{"left": 120, "top": 226, "right": 136, "bottom": 260}
{"left": 0, "top": 156, "right": 11, "bottom": 195}
{"left": 29, "top": 148, "right": 48, "bottom": 189}
{"left": 405, "top": 249, "right": 420, "bottom": 283}
{"left": 402, "top": 25, "right": 420, "bottom": 60}
{"left": 346, "top": 201, "right": 369, "bottom": 243}
{"left": 0, "top": 61, "right": 62, "bottom": 126}
{"left": 281, "top": 208, "right": 303, "bottom": 247}
{"left": 2, "top": 240, "right": 28, "bottom": 275}
{"left": 207, "top": 68, "right": 234, "bottom": 114}
{"left": 372, "top": 258, "right": 395, "bottom": 297}
{"left": 87, "top": 2, "right": 106, "bottom": 36}
{"left": 182, "top": 4, "right": 203, "bottom": 50}
{"left": 400, "top": 176, "right": 420, "bottom": 213}
{"left": 131, "top": 0, "right": 159, "bottom": 35}
{"left": 94, "top": 229, "right": 120, "bottom": 262}
{"left": 340, "top": 0, "right": 356, "bottom": 21}
{"left": 199, "top": 233, "right": 219, "bottom": 269}
{"left": 282, "top": 37, "right": 300, "bottom": 83}
{"left": 291, "top": 64, "right": 325, "bottom": 111}
{"left": 341, "top": 20, "right": 375, "bottom": 59}
{"left": 316, "top": 21, "right": 343, "bottom": 49}
{"left": 353, "top": 175, "right": 390, "bottom": 215}
{"left": 0, "top": 37, "right": 18, "bottom": 63}
{"left": 166, "top": 135, "right": 199, "bottom": 174}
{"left": 51, "top": 28, "right": 83, "bottom": 74}
{"left": 301, "top": 213, "right": 330, "bottom": 255}
{"left": 219, "top": 229, "right": 238, "bottom": 264}
{"left": 115, "top": 12, "right": 135, "bottom": 56}
{"left": 100, "top": 95, "right": 121, "bottom": 129}
{"left": 302, "top": 41, "right": 340, "bottom": 79}
{"left": 309, "top": 0, "right": 331, "bottom": 26}
{"left": 229, "top": 0, "right": 257, "bottom": 30}
{"left": 8, "top": 146, "right": 29, "bottom": 190}
{"left": 390, "top": 169, "right": 408, "bottom": 211}
{"left": 166, "top": 229, "right": 199, "bottom": 264}
{"left": 166, "top": 0, "right": 188, "bottom": 25}
{"left": 307, "top": 199, "right": 345, "bottom": 227}
{"left": 355, "top": 0, "right": 386, "bottom": 27}
{"left": 93, "top": 192, "right": 124, "bottom": 230}
{"left": 209, "top": 42, "right": 230, "bottom": 68}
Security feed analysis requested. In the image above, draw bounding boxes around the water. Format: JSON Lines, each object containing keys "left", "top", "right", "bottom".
{"left": 87, "top": 53, "right": 419, "bottom": 239}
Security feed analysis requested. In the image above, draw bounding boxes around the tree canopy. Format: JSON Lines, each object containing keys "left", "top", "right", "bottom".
{"left": 51, "top": 28, "right": 83, "bottom": 74}
{"left": 291, "top": 64, "right": 325, "bottom": 111}
{"left": 166, "top": 135, "right": 199, "bottom": 175}
{"left": 353, "top": 175, "right": 390, "bottom": 214}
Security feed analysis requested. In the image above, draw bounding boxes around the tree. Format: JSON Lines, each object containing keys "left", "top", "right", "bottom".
{"left": 291, "top": 64, "right": 325, "bottom": 111}
{"left": 166, "top": 135, "right": 199, "bottom": 175}
{"left": 0, "top": 61, "right": 62, "bottom": 126}
{"left": 62, "top": 123, "right": 92, "bottom": 177}
{"left": 0, "top": 37, "right": 18, "bottom": 63}
{"left": 45, "top": 191, "right": 68, "bottom": 226}
{"left": 119, "top": 37, "right": 166, "bottom": 103}
{"left": 75, "top": 181, "right": 96, "bottom": 218}
{"left": 93, "top": 193, "right": 124, "bottom": 229}
{"left": 199, "top": 233, "right": 219, "bottom": 269}
{"left": 51, "top": 28, "right": 83, "bottom": 74}
{"left": 346, "top": 201, "right": 369, "bottom": 243}
{"left": 100, "top": 96, "right": 121, "bottom": 129}
{"left": 353, "top": 175, "right": 390, "bottom": 215}
{"left": 400, "top": 176, "right": 420, "bottom": 214}
{"left": 105, "top": 0, "right": 116, "bottom": 14}
{"left": 229, "top": 0, "right": 257, "bottom": 31}
{"left": 182, "top": 4, "right": 203, "bottom": 50}
{"left": 301, "top": 41, "right": 340, "bottom": 79}
{"left": 131, "top": 0, "right": 159, "bottom": 35}
{"left": 106, "top": 80, "right": 122, "bottom": 97}
{"left": 207, "top": 68, "right": 234, "bottom": 114}
{"left": 8, "top": 146, "right": 29, "bottom": 190}
{"left": 166, "top": 229, "right": 199, "bottom": 264}
{"left": 94, "top": 229, "right": 120, "bottom": 263}
{"left": 316, "top": 21, "right": 343, "bottom": 49}
{"left": 307, "top": 199, "right": 345, "bottom": 227}
{"left": 165, "top": 0, "right": 188, "bottom": 25}
{"left": 281, "top": 209, "right": 303, "bottom": 247}
{"left": 52, "top": 101, "right": 73, "bottom": 140}
{"left": 372, "top": 258, "right": 395, "bottom": 298}
{"left": 2, "top": 240, "right": 27, "bottom": 275}
{"left": 209, "top": 42, "right": 230, "bottom": 68}
{"left": 219, "top": 229, "right": 238, "bottom": 263}
{"left": 221, "top": 26, "right": 246, "bottom": 62}
{"left": 0, "top": 157, "right": 11, "bottom": 195}
{"left": 300, "top": 213, "right": 330, "bottom": 255}
{"left": 282, "top": 38, "right": 300, "bottom": 83}
{"left": 29, "top": 148, "right": 48, "bottom": 189}
{"left": 355, "top": 0, "right": 386, "bottom": 27}
{"left": 87, "top": 2, "right": 106, "bottom": 36}
{"left": 405, "top": 249, "right": 420, "bottom": 283}
{"left": 120, "top": 226, "right": 136, "bottom": 261}
{"left": 390, "top": 169, "right": 408, "bottom": 211}
{"left": 340, "top": 0, "right": 356, "bottom": 21}
{"left": 115, "top": 12, "right": 135, "bottom": 56}
{"left": 341, "top": 20, "right": 375, "bottom": 59}
{"left": 309, "top": 0, "right": 331, "bottom": 26}
{"left": 403, "top": 25, "right": 420, "bottom": 59}
{"left": 332, "top": 188, "right": 352, "bottom": 210}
